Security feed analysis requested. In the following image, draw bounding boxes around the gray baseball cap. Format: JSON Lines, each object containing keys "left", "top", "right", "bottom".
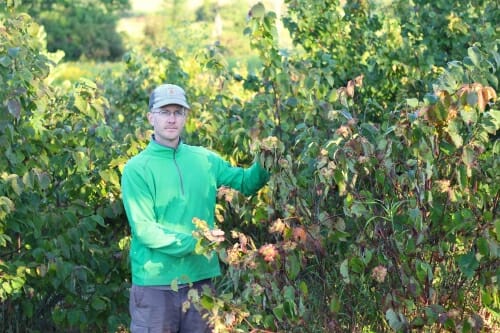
{"left": 148, "top": 84, "right": 190, "bottom": 110}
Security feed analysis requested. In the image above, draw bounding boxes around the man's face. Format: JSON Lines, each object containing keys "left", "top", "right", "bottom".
{"left": 147, "top": 104, "right": 187, "bottom": 148}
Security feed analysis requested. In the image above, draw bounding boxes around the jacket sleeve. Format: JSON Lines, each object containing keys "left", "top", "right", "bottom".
{"left": 215, "top": 155, "right": 270, "bottom": 196}
{"left": 121, "top": 163, "right": 196, "bottom": 257}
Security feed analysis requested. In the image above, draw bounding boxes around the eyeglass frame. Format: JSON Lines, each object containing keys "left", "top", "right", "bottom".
{"left": 150, "top": 107, "right": 187, "bottom": 118}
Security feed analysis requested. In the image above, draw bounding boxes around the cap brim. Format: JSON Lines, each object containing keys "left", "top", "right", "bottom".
{"left": 151, "top": 97, "right": 190, "bottom": 110}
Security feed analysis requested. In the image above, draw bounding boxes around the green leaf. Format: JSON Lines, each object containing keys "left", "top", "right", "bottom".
{"left": 36, "top": 171, "right": 51, "bottom": 190}
{"left": 299, "top": 281, "right": 308, "bottom": 297}
{"left": 481, "top": 115, "right": 498, "bottom": 134}
{"left": 447, "top": 120, "right": 463, "bottom": 148}
{"left": 467, "top": 46, "right": 482, "bottom": 68}
{"left": 486, "top": 110, "right": 500, "bottom": 129}
{"left": 361, "top": 249, "right": 373, "bottom": 265}
{"left": 406, "top": 98, "right": 419, "bottom": 108}
{"left": 340, "top": 259, "right": 349, "bottom": 283}
{"left": 89, "top": 214, "right": 106, "bottom": 227}
{"left": 7, "top": 47, "right": 21, "bottom": 57}
{"left": 10, "top": 275, "right": 25, "bottom": 290}
{"left": 333, "top": 169, "right": 346, "bottom": 195}
{"left": 273, "top": 304, "right": 284, "bottom": 321}
{"left": 411, "top": 316, "right": 425, "bottom": 327}
{"left": 460, "top": 107, "right": 477, "bottom": 124}
{"left": 424, "top": 305, "right": 441, "bottom": 324}
{"left": 439, "top": 141, "right": 457, "bottom": 155}
{"left": 328, "top": 89, "right": 338, "bottom": 102}
{"left": 67, "top": 309, "right": 84, "bottom": 326}
{"left": 0, "top": 56, "right": 11, "bottom": 67}
{"left": 457, "top": 165, "right": 468, "bottom": 190}
{"left": 329, "top": 294, "right": 341, "bottom": 313}
{"left": 495, "top": 219, "right": 500, "bottom": 242}
{"left": 22, "top": 171, "right": 34, "bottom": 189}
{"left": 22, "top": 301, "right": 34, "bottom": 318}
{"left": 286, "top": 97, "right": 298, "bottom": 107}
{"left": 476, "top": 237, "right": 489, "bottom": 258}
{"left": 457, "top": 251, "right": 479, "bottom": 279}
{"left": 283, "top": 285, "right": 295, "bottom": 301}
{"left": 9, "top": 175, "right": 23, "bottom": 196}
{"left": 386, "top": 308, "right": 404, "bottom": 330}
{"left": 263, "top": 315, "right": 275, "bottom": 329}
{"left": 350, "top": 202, "right": 367, "bottom": 217}
{"left": 284, "top": 300, "right": 297, "bottom": 318}
{"left": 52, "top": 309, "right": 66, "bottom": 324}
{"left": 286, "top": 253, "right": 301, "bottom": 280}
{"left": 200, "top": 295, "right": 214, "bottom": 310}
{"left": 250, "top": 2, "right": 265, "bottom": 19}
{"left": 91, "top": 296, "right": 107, "bottom": 311}
{"left": 2, "top": 281, "right": 12, "bottom": 294}
{"left": 461, "top": 147, "right": 475, "bottom": 166}
{"left": 7, "top": 99, "right": 21, "bottom": 119}
{"left": 415, "top": 261, "right": 432, "bottom": 283}
{"left": 79, "top": 78, "right": 97, "bottom": 90}
{"left": 0, "top": 234, "right": 12, "bottom": 247}
{"left": 74, "top": 95, "right": 88, "bottom": 113}
{"left": 99, "top": 169, "right": 120, "bottom": 187}
{"left": 466, "top": 92, "right": 478, "bottom": 106}
{"left": 349, "top": 257, "right": 364, "bottom": 273}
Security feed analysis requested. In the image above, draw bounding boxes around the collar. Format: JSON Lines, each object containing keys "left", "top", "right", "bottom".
{"left": 148, "top": 136, "right": 184, "bottom": 157}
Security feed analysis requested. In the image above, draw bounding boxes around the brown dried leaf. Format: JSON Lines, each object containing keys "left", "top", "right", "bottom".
{"left": 293, "top": 227, "right": 307, "bottom": 244}
{"left": 482, "top": 86, "right": 497, "bottom": 101}
{"left": 354, "top": 74, "right": 364, "bottom": 87}
{"left": 477, "top": 90, "right": 486, "bottom": 111}
{"left": 346, "top": 80, "right": 355, "bottom": 98}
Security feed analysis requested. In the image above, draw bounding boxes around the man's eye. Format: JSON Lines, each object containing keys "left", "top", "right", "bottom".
{"left": 156, "top": 109, "right": 184, "bottom": 117}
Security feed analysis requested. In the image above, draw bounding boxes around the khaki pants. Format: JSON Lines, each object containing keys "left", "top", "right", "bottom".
{"left": 129, "top": 280, "right": 213, "bottom": 333}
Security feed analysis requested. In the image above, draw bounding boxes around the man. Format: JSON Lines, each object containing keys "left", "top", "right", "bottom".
{"left": 121, "top": 83, "right": 269, "bottom": 333}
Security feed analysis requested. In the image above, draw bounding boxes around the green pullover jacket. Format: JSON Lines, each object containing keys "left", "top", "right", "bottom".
{"left": 121, "top": 139, "right": 269, "bottom": 286}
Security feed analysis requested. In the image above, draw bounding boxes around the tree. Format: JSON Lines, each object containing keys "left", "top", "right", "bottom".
{"left": 1, "top": 0, "right": 131, "bottom": 61}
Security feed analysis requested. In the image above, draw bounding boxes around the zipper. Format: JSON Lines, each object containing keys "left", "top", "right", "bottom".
{"left": 173, "top": 149, "right": 184, "bottom": 195}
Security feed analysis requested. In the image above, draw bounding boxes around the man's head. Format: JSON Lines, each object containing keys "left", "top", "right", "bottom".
{"left": 148, "top": 84, "right": 190, "bottom": 148}
{"left": 148, "top": 84, "right": 190, "bottom": 110}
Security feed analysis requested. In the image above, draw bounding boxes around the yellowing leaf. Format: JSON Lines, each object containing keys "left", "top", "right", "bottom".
{"left": 74, "top": 95, "right": 88, "bottom": 113}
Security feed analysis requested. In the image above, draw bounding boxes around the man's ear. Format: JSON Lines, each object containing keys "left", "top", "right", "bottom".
{"left": 147, "top": 112, "right": 154, "bottom": 125}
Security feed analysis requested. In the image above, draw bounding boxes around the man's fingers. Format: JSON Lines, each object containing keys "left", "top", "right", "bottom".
{"left": 205, "top": 229, "right": 225, "bottom": 242}
{"left": 211, "top": 229, "right": 225, "bottom": 237}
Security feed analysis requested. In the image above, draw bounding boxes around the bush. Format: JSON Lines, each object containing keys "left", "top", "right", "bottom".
{"left": 34, "top": 2, "right": 126, "bottom": 61}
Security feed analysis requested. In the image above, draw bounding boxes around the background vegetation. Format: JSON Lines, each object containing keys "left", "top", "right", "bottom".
{"left": 0, "top": 0, "right": 498, "bottom": 332}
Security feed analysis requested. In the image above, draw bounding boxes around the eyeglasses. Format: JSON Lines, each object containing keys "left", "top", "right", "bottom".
{"left": 151, "top": 108, "right": 186, "bottom": 118}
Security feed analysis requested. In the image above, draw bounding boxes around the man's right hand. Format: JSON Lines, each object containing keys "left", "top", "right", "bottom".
{"left": 204, "top": 229, "right": 225, "bottom": 243}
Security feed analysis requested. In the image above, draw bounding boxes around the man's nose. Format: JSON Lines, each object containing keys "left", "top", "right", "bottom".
{"left": 165, "top": 113, "right": 177, "bottom": 121}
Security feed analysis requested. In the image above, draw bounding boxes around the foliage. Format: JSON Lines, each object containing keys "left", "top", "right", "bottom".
{"left": 0, "top": 0, "right": 499, "bottom": 332}
{"left": 0, "top": 12, "right": 128, "bottom": 332}
{"left": 185, "top": 1, "right": 500, "bottom": 331}
{"left": 1, "top": 0, "right": 130, "bottom": 61}
{"left": 139, "top": 0, "right": 261, "bottom": 73}
{"left": 282, "top": 0, "right": 499, "bottom": 119}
